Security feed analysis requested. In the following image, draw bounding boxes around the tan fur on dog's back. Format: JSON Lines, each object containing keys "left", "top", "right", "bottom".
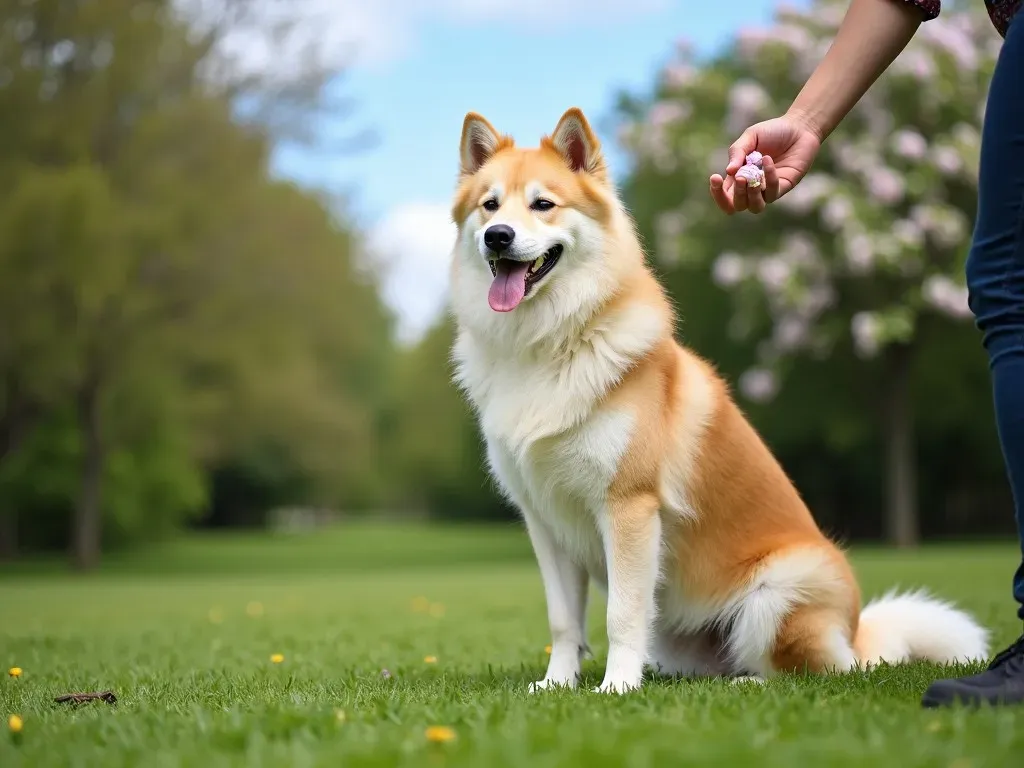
{"left": 449, "top": 107, "right": 989, "bottom": 690}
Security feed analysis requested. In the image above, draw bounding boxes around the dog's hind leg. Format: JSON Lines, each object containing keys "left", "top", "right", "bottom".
{"left": 769, "top": 605, "right": 858, "bottom": 675}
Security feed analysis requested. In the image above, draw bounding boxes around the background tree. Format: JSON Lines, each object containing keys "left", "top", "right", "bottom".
{"left": 617, "top": 0, "right": 1002, "bottom": 546}
{"left": 0, "top": 0, "right": 395, "bottom": 567}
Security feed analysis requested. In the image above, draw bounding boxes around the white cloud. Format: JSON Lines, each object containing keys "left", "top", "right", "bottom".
{"left": 365, "top": 202, "right": 458, "bottom": 344}
{"left": 177, "top": 0, "right": 669, "bottom": 76}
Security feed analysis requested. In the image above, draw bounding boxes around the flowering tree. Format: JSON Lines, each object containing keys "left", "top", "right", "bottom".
{"left": 619, "top": 0, "right": 999, "bottom": 546}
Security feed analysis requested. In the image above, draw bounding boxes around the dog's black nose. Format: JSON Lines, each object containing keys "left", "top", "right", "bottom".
{"left": 484, "top": 224, "right": 515, "bottom": 253}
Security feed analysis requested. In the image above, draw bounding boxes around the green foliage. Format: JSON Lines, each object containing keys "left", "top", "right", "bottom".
{"left": 386, "top": 319, "right": 511, "bottom": 521}
{"left": 0, "top": 0, "right": 397, "bottom": 563}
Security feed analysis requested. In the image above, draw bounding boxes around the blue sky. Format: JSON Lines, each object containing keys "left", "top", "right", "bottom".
{"left": 264, "top": 0, "right": 807, "bottom": 342}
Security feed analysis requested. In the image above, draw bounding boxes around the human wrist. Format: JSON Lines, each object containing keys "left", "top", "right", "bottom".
{"left": 784, "top": 106, "right": 828, "bottom": 145}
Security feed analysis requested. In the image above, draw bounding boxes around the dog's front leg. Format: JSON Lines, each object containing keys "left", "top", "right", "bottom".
{"left": 523, "top": 512, "right": 589, "bottom": 691}
{"left": 596, "top": 494, "right": 662, "bottom": 694}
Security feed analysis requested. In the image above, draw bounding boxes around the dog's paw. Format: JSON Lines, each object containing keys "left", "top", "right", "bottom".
{"left": 729, "top": 675, "right": 767, "bottom": 686}
{"left": 593, "top": 676, "right": 642, "bottom": 694}
{"left": 529, "top": 677, "right": 575, "bottom": 693}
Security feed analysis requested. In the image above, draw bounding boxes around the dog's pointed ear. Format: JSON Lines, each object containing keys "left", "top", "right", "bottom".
{"left": 460, "top": 113, "right": 504, "bottom": 175}
{"left": 549, "top": 108, "right": 605, "bottom": 178}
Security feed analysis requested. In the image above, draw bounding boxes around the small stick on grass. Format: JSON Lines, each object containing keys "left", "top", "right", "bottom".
{"left": 54, "top": 691, "right": 118, "bottom": 706}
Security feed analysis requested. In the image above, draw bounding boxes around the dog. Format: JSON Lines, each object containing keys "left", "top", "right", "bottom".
{"left": 447, "top": 107, "right": 989, "bottom": 693}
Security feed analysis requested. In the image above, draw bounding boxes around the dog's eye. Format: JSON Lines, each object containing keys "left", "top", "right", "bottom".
{"left": 482, "top": 199, "right": 500, "bottom": 212}
{"left": 531, "top": 199, "right": 555, "bottom": 212}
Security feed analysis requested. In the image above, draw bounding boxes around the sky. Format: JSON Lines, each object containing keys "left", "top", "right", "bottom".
{"left": 240, "top": 0, "right": 808, "bottom": 343}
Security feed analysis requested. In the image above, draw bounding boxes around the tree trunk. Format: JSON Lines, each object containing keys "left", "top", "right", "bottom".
{"left": 883, "top": 343, "right": 919, "bottom": 548}
{"left": 0, "top": 382, "right": 36, "bottom": 562}
{"left": 0, "top": 508, "right": 16, "bottom": 561}
{"left": 72, "top": 381, "right": 104, "bottom": 571}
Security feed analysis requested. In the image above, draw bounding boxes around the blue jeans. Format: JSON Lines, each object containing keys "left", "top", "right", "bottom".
{"left": 965, "top": 11, "right": 1024, "bottom": 622}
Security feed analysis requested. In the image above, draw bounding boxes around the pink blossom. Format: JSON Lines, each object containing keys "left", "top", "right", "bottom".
{"left": 830, "top": 141, "right": 865, "bottom": 175}
{"left": 780, "top": 233, "right": 819, "bottom": 267}
{"left": 893, "top": 219, "right": 924, "bottom": 249}
{"left": 712, "top": 252, "right": 746, "bottom": 287}
{"left": 648, "top": 100, "right": 690, "bottom": 128}
{"left": 729, "top": 80, "right": 770, "bottom": 112}
{"left": 851, "top": 312, "right": 881, "bottom": 358}
{"left": 892, "top": 49, "right": 936, "bottom": 80}
{"left": 757, "top": 257, "right": 791, "bottom": 291}
{"left": 773, "top": 314, "right": 809, "bottom": 352}
{"left": 776, "top": 173, "right": 834, "bottom": 214}
{"left": 739, "top": 368, "right": 779, "bottom": 403}
{"left": 775, "top": 1, "right": 808, "bottom": 18}
{"left": 867, "top": 167, "right": 905, "bottom": 204}
{"left": 821, "top": 197, "right": 853, "bottom": 232}
{"left": 772, "top": 23, "right": 813, "bottom": 52}
{"left": 910, "top": 204, "right": 936, "bottom": 231}
{"left": 736, "top": 27, "right": 773, "bottom": 59}
{"left": 726, "top": 80, "right": 770, "bottom": 133}
{"left": 890, "top": 129, "right": 927, "bottom": 160}
{"left": 802, "top": 283, "right": 837, "bottom": 315}
{"left": 931, "top": 146, "right": 962, "bottom": 175}
{"left": 812, "top": 2, "right": 847, "bottom": 28}
{"left": 736, "top": 164, "right": 764, "bottom": 187}
{"left": 845, "top": 233, "right": 875, "bottom": 274}
{"left": 663, "top": 63, "right": 697, "bottom": 88}
{"left": 855, "top": 96, "right": 893, "bottom": 139}
{"left": 921, "top": 18, "right": 979, "bottom": 71}
{"left": 637, "top": 127, "right": 675, "bottom": 170}
{"left": 922, "top": 275, "right": 972, "bottom": 319}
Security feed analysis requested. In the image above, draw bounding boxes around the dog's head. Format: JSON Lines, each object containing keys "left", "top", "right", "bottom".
{"left": 450, "top": 108, "right": 628, "bottom": 322}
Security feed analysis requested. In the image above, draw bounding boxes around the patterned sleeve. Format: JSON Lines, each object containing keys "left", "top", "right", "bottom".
{"left": 897, "top": 0, "right": 940, "bottom": 20}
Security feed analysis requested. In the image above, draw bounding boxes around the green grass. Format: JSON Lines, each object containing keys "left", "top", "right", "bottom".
{"left": 1, "top": 524, "right": 1023, "bottom": 767}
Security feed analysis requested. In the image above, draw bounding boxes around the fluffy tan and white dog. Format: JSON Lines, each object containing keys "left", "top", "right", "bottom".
{"left": 447, "top": 107, "right": 989, "bottom": 693}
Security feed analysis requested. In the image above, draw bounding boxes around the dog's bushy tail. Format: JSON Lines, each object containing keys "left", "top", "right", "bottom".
{"left": 853, "top": 589, "right": 989, "bottom": 666}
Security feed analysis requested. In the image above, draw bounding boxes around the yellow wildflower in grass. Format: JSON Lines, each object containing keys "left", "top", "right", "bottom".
{"left": 424, "top": 655, "right": 438, "bottom": 664}
{"left": 411, "top": 596, "right": 430, "bottom": 613}
{"left": 8, "top": 667, "right": 22, "bottom": 678}
{"left": 270, "top": 653, "right": 285, "bottom": 664}
{"left": 8, "top": 714, "right": 22, "bottom": 734}
{"left": 425, "top": 725, "right": 456, "bottom": 743}
{"left": 335, "top": 708, "right": 346, "bottom": 723}
{"left": 246, "top": 601, "right": 264, "bottom": 618}
{"left": 544, "top": 645, "right": 552, "bottom": 655}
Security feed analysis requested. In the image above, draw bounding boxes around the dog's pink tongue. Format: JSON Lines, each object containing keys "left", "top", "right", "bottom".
{"left": 488, "top": 259, "right": 530, "bottom": 312}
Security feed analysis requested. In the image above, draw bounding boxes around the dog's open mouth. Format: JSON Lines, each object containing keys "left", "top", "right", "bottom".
{"left": 487, "top": 244, "right": 563, "bottom": 313}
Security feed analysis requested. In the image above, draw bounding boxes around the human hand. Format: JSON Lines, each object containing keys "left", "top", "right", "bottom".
{"left": 709, "top": 113, "right": 823, "bottom": 215}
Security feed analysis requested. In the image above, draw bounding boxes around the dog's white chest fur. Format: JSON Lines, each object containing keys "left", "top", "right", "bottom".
{"left": 486, "top": 405, "right": 636, "bottom": 579}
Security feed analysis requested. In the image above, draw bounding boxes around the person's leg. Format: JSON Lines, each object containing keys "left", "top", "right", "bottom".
{"left": 969, "top": 16, "right": 1024, "bottom": 625}
{"left": 921, "top": 11, "right": 1024, "bottom": 708}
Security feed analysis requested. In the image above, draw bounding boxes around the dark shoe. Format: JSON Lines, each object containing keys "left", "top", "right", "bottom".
{"left": 921, "top": 633, "right": 1024, "bottom": 708}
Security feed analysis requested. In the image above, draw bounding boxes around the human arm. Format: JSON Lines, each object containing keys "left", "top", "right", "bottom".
{"left": 709, "top": 0, "right": 937, "bottom": 214}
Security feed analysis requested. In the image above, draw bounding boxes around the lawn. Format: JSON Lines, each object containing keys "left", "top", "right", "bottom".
{"left": 1, "top": 524, "right": 1023, "bottom": 767}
